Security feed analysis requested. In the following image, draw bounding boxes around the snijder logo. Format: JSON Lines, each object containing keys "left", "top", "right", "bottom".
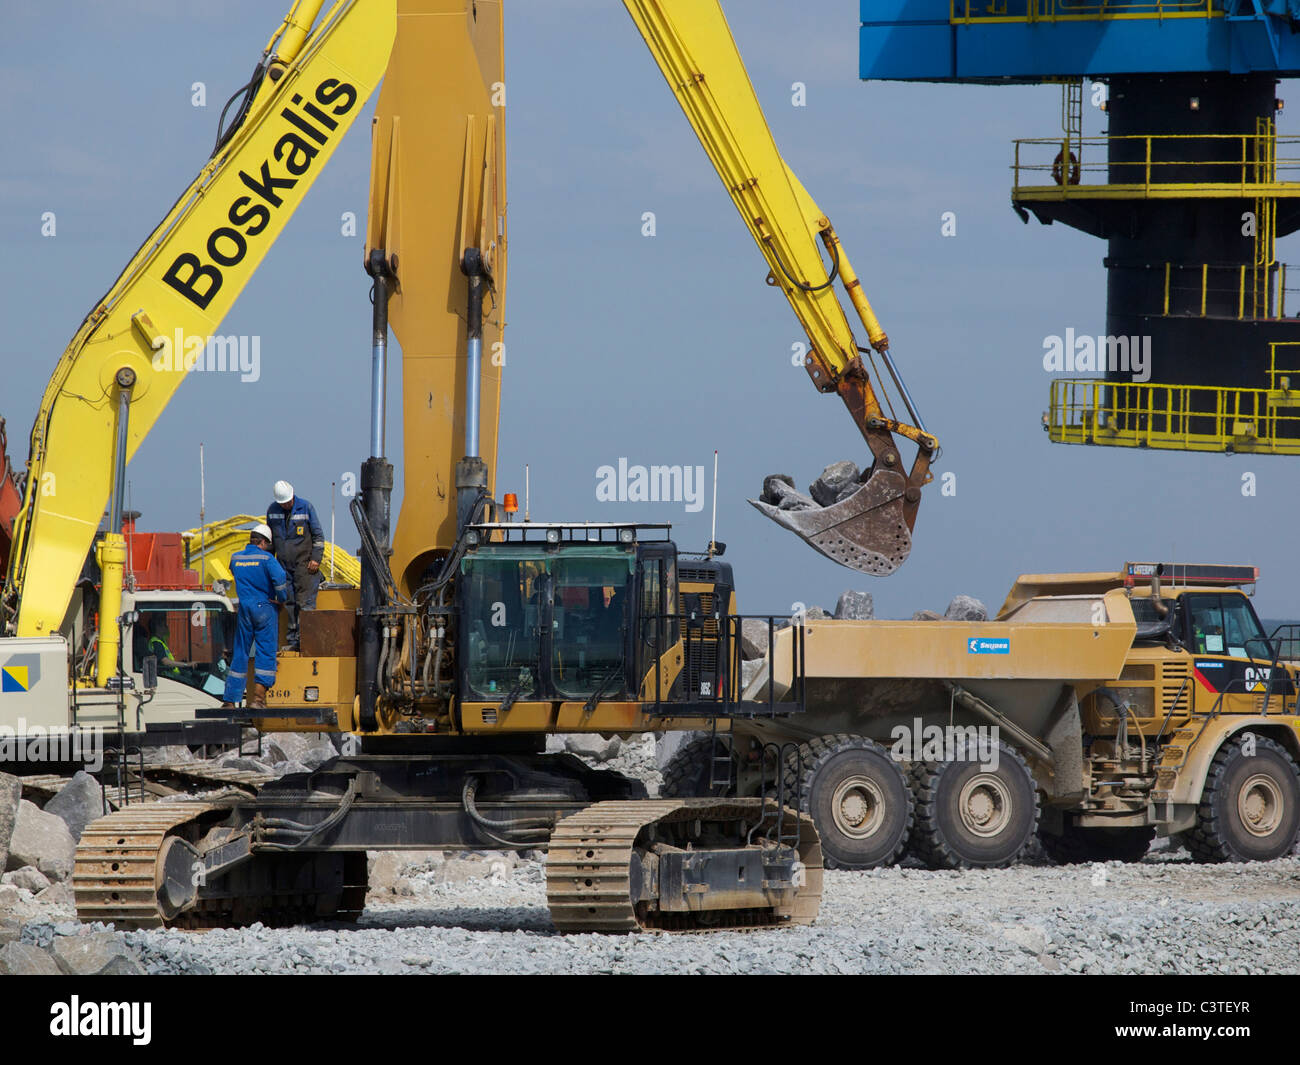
{"left": 162, "top": 78, "right": 358, "bottom": 311}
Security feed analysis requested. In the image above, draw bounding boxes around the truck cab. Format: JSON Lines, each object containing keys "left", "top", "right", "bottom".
{"left": 1, "top": 587, "right": 236, "bottom": 737}
{"left": 1125, "top": 564, "right": 1296, "bottom": 713}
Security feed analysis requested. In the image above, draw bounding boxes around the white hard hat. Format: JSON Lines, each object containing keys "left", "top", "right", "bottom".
{"left": 273, "top": 480, "right": 294, "bottom": 504}
{"left": 251, "top": 523, "right": 273, "bottom": 543}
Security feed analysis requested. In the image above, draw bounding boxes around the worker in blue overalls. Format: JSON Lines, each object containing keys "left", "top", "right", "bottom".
{"left": 267, "top": 480, "right": 324, "bottom": 652}
{"left": 221, "top": 523, "right": 288, "bottom": 710}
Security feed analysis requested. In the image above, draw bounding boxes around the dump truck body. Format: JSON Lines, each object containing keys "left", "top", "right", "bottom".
{"left": 665, "top": 565, "right": 1300, "bottom": 870}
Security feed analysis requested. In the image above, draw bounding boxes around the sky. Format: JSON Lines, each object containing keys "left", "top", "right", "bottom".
{"left": 2, "top": 0, "right": 1297, "bottom": 622}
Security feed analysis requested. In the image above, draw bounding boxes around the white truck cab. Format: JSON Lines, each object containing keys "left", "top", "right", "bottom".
{"left": 0, "top": 588, "right": 236, "bottom": 736}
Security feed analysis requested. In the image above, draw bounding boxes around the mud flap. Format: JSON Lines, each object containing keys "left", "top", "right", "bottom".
{"left": 749, "top": 469, "right": 910, "bottom": 575}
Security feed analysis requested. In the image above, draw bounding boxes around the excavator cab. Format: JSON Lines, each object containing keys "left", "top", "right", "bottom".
{"left": 457, "top": 522, "right": 802, "bottom": 716}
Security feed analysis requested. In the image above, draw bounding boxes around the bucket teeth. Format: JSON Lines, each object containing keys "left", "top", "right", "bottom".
{"left": 749, "top": 469, "right": 911, "bottom": 576}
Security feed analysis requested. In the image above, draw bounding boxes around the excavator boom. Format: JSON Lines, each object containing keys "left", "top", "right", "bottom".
{"left": 2, "top": 0, "right": 395, "bottom": 678}
{"left": 623, "top": 0, "right": 936, "bottom": 575}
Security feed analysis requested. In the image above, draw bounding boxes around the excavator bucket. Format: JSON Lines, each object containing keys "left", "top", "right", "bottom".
{"left": 749, "top": 468, "right": 911, "bottom": 576}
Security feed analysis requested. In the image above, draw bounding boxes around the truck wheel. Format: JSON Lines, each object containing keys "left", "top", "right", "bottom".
{"left": 910, "top": 741, "right": 1038, "bottom": 869}
{"left": 1186, "top": 735, "right": 1300, "bottom": 863}
{"left": 660, "top": 735, "right": 735, "bottom": 798}
{"left": 783, "top": 734, "right": 912, "bottom": 869}
{"left": 1038, "top": 822, "right": 1155, "bottom": 864}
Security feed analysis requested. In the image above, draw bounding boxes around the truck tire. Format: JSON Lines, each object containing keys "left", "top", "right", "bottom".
{"left": 910, "top": 741, "right": 1038, "bottom": 869}
{"left": 1038, "top": 822, "right": 1155, "bottom": 864}
{"left": 783, "top": 734, "right": 912, "bottom": 869}
{"left": 1186, "top": 735, "right": 1300, "bottom": 863}
{"left": 660, "top": 735, "right": 736, "bottom": 798}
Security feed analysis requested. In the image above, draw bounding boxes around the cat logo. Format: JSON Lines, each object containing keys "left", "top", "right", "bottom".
{"left": 1245, "top": 666, "right": 1272, "bottom": 692}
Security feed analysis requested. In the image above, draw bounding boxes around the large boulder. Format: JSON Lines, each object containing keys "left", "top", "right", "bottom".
{"left": 50, "top": 932, "right": 145, "bottom": 976}
{"left": 0, "top": 941, "right": 60, "bottom": 976}
{"left": 834, "top": 590, "right": 875, "bottom": 620}
{"left": 809, "top": 461, "right": 860, "bottom": 507}
{"left": 911, "top": 609, "right": 943, "bottom": 621}
{"left": 44, "top": 771, "right": 106, "bottom": 843}
{"left": 6, "top": 800, "right": 76, "bottom": 881}
{"left": 2, "top": 866, "right": 51, "bottom": 894}
{"left": 264, "top": 732, "right": 338, "bottom": 770}
{"left": 655, "top": 731, "right": 695, "bottom": 770}
{"left": 766, "top": 479, "right": 817, "bottom": 512}
{"left": 561, "top": 735, "right": 622, "bottom": 763}
{"left": 760, "top": 474, "right": 795, "bottom": 504}
{"left": 216, "top": 754, "right": 274, "bottom": 774}
{"left": 945, "top": 595, "right": 989, "bottom": 622}
{"left": 35, "top": 882, "right": 76, "bottom": 916}
{"left": 0, "top": 773, "right": 19, "bottom": 871}
{"left": 140, "top": 744, "right": 194, "bottom": 764}
{"left": 739, "top": 618, "right": 772, "bottom": 660}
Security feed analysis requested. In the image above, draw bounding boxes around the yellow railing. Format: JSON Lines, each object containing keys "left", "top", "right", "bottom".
{"left": 1160, "top": 261, "right": 1297, "bottom": 321}
{"left": 953, "top": 0, "right": 1216, "bottom": 22}
{"left": 1047, "top": 378, "right": 1300, "bottom": 454}
{"left": 1012, "top": 133, "right": 1300, "bottom": 199}
{"left": 182, "top": 514, "right": 361, "bottom": 589}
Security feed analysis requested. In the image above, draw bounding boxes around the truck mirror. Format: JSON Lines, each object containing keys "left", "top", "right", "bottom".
{"left": 142, "top": 654, "right": 159, "bottom": 691}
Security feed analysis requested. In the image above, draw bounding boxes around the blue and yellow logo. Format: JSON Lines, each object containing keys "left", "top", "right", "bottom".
{"left": 1, "top": 665, "right": 30, "bottom": 693}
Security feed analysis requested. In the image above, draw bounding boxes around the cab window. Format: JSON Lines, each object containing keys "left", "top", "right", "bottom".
{"left": 132, "top": 604, "right": 230, "bottom": 697}
{"left": 551, "top": 555, "right": 630, "bottom": 698}
{"left": 1183, "top": 594, "right": 1266, "bottom": 658}
{"left": 463, "top": 558, "right": 545, "bottom": 698}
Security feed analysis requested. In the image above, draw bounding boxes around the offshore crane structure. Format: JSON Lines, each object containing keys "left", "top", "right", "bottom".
{"left": 862, "top": 1, "right": 1300, "bottom": 454}
{"left": 0, "top": 0, "right": 944, "bottom": 933}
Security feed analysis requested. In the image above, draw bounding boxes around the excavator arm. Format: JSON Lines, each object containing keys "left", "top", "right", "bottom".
{"left": 1, "top": 0, "right": 395, "bottom": 683}
{"left": 624, "top": 0, "right": 936, "bottom": 575}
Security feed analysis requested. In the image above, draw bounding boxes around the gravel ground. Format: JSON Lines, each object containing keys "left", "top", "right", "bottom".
{"left": 123, "top": 851, "right": 1300, "bottom": 976}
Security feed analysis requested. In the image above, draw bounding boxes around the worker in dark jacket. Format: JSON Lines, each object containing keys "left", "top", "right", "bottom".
{"left": 221, "top": 524, "right": 288, "bottom": 709}
{"left": 267, "top": 480, "right": 324, "bottom": 651}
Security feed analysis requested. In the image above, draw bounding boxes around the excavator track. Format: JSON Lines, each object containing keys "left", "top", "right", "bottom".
{"left": 73, "top": 799, "right": 368, "bottom": 930}
{"left": 546, "top": 798, "right": 822, "bottom": 933}
{"left": 73, "top": 802, "right": 222, "bottom": 929}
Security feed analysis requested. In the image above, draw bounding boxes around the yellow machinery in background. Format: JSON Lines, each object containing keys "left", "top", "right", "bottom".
{"left": 183, "top": 516, "right": 361, "bottom": 590}
{"left": 1, "top": 0, "right": 396, "bottom": 689}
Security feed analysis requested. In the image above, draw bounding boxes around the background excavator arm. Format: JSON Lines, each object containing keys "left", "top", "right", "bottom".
{"left": 624, "top": 0, "right": 936, "bottom": 576}
{"left": 1, "top": 0, "right": 395, "bottom": 685}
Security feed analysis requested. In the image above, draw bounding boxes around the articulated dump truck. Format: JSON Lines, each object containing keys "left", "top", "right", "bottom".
{"left": 665, "top": 562, "right": 1300, "bottom": 870}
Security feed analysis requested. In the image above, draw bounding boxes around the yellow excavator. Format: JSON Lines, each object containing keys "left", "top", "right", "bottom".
{"left": 4, "top": 0, "right": 934, "bottom": 932}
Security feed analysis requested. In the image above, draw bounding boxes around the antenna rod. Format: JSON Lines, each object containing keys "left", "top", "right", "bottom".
{"left": 524, "top": 464, "right": 531, "bottom": 523}
{"left": 709, "top": 449, "right": 719, "bottom": 556}
{"left": 199, "top": 442, "right": 206, "bottom": 588}
{"left": 330, "top": 480, "right": 336, "bottom": 582}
